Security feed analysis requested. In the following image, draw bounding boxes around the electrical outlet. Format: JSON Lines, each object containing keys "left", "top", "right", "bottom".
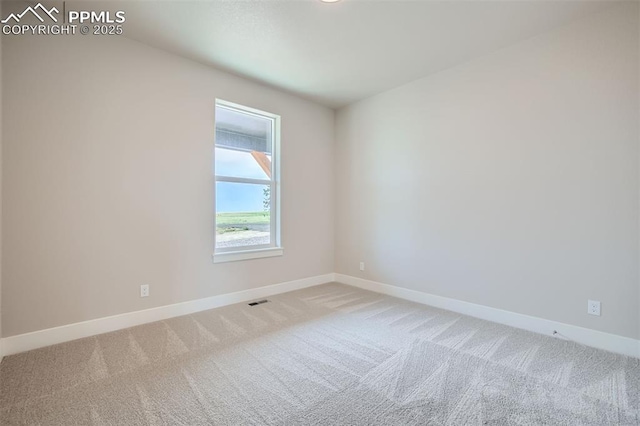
{"left": 140, "top": 284, "right": 150, "bottom": 298}
{"left": 587, "top": 300, "right": 600, "bottom": 316}
{"left": 359, "top": 262, "right": 365, "bottom": 271}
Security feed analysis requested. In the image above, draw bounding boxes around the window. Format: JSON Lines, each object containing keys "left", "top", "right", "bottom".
{"left": 213, "top": 100, "right": 281, "bottom": 262}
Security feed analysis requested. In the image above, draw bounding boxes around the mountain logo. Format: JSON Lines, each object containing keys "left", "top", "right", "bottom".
{"left": 2, "top": 3, "right": 59, "bottom": 24}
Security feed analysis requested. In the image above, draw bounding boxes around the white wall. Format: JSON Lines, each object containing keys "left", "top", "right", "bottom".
{"left": 2, "top": 34, "right": 335, "bottom": 337}
{"left": 0, "top": 27, "right": 3, "bottom": 359}
{"left": 335, "top": 4, "right": 640, "bottom": 340}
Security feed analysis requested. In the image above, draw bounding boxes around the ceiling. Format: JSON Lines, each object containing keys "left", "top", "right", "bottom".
{"left": 111, "top": 1, "right": 614, "bottom": 108}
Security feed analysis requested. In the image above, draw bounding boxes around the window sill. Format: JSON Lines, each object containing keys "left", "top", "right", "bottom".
{"left": 213, "top": 247, "right": 283, "bottom": 263}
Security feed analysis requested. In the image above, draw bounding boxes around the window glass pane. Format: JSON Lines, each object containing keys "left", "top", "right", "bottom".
{"left": 216, "top": 181, "right": 271, "bottom": 249}
{"left": 215, "top": 147, "right": 270, "bottom": 180}
{"left": 215, "top": 105, "right": 272, "bottom": 180}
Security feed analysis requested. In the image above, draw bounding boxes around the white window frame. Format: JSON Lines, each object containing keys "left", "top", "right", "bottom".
{"left": 213, "top": 99, "right": 282, "bottom": 263}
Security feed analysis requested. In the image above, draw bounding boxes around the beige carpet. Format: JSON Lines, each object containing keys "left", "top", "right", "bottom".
{"left": 1, "top": 282, "right": 638, "bottom": 425}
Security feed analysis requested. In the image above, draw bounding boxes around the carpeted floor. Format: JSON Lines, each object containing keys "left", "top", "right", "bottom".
{"left": 1, "top": 282, "right": 638, "bottom": 425}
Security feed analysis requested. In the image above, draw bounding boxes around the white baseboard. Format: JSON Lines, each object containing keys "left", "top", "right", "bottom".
{"left": 335, "top": 274, "right": 640, "bottom": 359}
{"left": 0, "top": 273, "right": 336, "bottom": 358}
{"left": 3, "top": 272, "right": 637, "bottom": 360}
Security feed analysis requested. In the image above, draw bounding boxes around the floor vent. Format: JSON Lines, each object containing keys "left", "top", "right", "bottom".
{"left": 248, "top": 299, "right": 269, "bottom": 307}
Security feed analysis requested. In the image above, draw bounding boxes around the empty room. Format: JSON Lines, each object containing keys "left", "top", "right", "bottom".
{"left": 1, "top": 0, "right": 639, "bottom": 424}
